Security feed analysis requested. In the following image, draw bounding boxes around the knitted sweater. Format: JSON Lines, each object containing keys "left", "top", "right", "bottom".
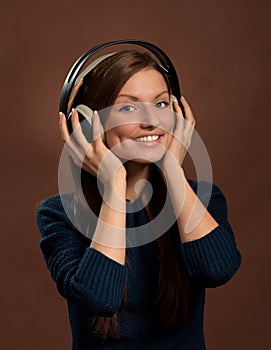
{"left": 36, "top": 180, "right": 241, "bottom": 350}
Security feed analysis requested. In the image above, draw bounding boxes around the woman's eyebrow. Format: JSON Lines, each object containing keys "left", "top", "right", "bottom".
{"left": 116, "top": 91, "right": 169, "bottom": 101}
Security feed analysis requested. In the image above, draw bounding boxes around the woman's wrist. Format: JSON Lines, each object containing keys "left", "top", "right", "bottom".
{"left": 160, "top": 162, "right": 185, "bottom": 187}
{"left": 103, "top": 174, "right": 127, "bottom": 213}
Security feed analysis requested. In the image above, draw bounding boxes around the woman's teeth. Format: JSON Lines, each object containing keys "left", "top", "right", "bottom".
{"left": 134, "top": 135, "right": 160, "bottom": 142}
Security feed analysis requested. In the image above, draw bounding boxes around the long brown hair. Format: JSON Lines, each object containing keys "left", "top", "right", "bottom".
{"left": 70, "top": 50, "right": 191, "bottom": 339}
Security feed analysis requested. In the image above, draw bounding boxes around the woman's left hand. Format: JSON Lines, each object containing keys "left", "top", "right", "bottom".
{"left": 160, "top": 96, "right": 196, "bottom": 172}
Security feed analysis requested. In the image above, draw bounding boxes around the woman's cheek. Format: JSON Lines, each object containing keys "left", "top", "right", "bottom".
{"left": 104, "top": 127, "right": 128, "bottom": 149}
{"left": 166, "top": 134, "right": 173, "bottom": 147}
{"left": 159, "top": 111, "right": 175, "bottom": 134}
{"left": 104, "top": 132, "right": 117, "bottom": 149}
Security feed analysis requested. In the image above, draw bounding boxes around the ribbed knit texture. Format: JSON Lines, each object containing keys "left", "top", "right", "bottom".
{"left": 36, "top": 180, "right": 241, "bottom": 349}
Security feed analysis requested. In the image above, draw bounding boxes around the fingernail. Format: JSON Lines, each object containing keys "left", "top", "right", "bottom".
{"left": 181, "top": 96, "right": 185, "bottom": 99}
{"left": 93, "top": 110, "right": 98, "bottom": 119}
{"left": 59, "top": 112, "right": 63, "bottom": 119}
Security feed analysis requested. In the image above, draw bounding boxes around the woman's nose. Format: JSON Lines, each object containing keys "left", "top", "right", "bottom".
{"left": 140, "top": 105, "right": 160, "bottom": 128}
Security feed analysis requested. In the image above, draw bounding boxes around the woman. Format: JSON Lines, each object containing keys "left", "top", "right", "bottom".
{"left": 36, "top": 49, "right": 241, "bottom": 349}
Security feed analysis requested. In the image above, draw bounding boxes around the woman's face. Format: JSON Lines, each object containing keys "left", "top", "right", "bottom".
{"left": 104, "top": 68, "right": 175, "bottom": 163}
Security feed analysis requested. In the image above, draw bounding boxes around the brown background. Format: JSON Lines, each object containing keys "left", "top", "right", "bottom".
{"left": 1, "top": 0, "right": 270, "bottom": 349}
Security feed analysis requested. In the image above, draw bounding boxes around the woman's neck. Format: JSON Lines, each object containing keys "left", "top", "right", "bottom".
{"left": 124, "top": 162, "right": 151, "bottom": 202}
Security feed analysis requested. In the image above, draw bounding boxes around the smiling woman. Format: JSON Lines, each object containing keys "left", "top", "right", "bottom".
{"left": 104, "top": 69, "right": 174, "bottom": 163}
{"left": 36, "top": 45, "right": 241, "bottom": 350}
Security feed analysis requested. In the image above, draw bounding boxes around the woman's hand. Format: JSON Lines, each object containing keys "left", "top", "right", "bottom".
{"left": 59, "top": 109, "right": 127, "bottom": 261}
{"left": 58, "top": 109, "right": 126, "bottom": 187}
{"left": 160, "top": 96, "right": 196, "bottom": 173}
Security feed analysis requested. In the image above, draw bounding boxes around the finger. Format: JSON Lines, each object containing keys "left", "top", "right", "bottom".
{"left": 71, "top": 108, "right": 80, "bottom": 130}
{"left": 59, "top": 111, "right": 92, "bottom": 167}
{"left": 180, "top": 97, "right": 196, "bottom": 143}
{"left": 64, "top": 129, "right": 94, "bottom": 171}
{"left": 180, "top": 96, "right": 196, "bottom": 127}
{"left": 67, "top": 143, "right": 85, "bottom": 168}
{"left": 59, "top": 111, "right": 79, "bottom": 153}
{"left": 58, "top": 112, "right": 70, "bottom": 143}
{"left": 173, "top": 99, "right": 184, "bottom": 118}
{"left": 172, "top": 100, "right": 185, "bottom": 134}
{"left": 70, "top": 109, "right": 90, "bottom": 152}
{"left": 92, "top": 110, "right": 103, "bottom": 143}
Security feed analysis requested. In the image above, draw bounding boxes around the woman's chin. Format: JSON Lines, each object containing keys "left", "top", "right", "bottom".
{"left": 113, "top": 148, "right": 165, "bottom": 165}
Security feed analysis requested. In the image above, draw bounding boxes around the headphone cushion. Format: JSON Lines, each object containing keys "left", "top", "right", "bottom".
{"left": 75, "top": 104, "right": 94, "bottom": 119}
{"left": 75, "top": 104, "right": 105, "bottom": 141}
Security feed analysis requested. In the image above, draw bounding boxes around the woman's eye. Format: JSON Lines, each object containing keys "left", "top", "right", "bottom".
{"left": 155, "top": 101, "right": 169, "bottom": 109}
{"left": 119, "top": 105, "right": 136, "bottom": 112}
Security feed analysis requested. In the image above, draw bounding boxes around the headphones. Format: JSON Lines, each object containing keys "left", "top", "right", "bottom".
{"left": 59, "top": 39, "right": 185, "bottom": 139}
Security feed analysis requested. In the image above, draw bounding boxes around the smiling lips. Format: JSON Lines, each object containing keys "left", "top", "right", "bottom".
{"left": 133, "top": 135, "right": 161, "bottom": 142}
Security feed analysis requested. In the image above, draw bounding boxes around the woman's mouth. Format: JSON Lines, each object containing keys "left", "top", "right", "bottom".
{"left": 133, "top": 135, "right": 161, "bottom": 142}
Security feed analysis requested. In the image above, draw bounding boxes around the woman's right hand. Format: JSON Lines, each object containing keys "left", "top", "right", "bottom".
{"left": 58, "top": 109, "right": 127, "bottom": 188}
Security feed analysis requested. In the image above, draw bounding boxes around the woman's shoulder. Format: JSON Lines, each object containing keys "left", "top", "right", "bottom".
{"left": 187, "top": 179, "right": 229, "bottom": 223}
{"left": 187, "top": 179, "right": 225, "bottom": 199}
{"left": 37, "top": 192, "right": 74, "bottom": 214}
{"left": 36, "top": 193, "right": 75, "bottom": 230}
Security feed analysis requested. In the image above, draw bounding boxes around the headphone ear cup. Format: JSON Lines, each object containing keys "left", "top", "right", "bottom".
{"left": 74, "top": 104, "right": 105, "bottom": 142}
{"left": 170, "top": 95, "right": 178, "bottom": 111}
{"left": 170, "top": 94, "right": 186, "bottom": 119}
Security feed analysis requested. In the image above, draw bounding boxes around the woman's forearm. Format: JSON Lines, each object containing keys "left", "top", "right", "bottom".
{"left": 90, "top": 177, "right": 127, "bottom": 265}
{"left": 165, "top": 167, "right": 219, "bottom": 243}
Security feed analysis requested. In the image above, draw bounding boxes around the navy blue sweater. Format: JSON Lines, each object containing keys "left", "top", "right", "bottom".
{"left": 36, "top": 181, "right": 241, "bottom": 349}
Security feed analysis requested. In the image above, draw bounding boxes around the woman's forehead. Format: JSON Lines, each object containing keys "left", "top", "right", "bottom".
{"left": 116, "top": 69, "right": 169, "bottom": 101}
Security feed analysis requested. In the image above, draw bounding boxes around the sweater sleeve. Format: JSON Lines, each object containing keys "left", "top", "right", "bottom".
{"left": 36, "top": 195, "right": 127, "bottom": 317}
{"left": 180, "top": 181, "right": 241, "bottom": 288}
